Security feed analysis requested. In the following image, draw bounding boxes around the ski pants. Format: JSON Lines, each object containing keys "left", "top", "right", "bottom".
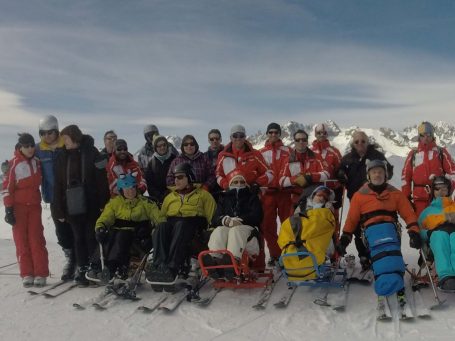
{"left": 12, "top": 204, "right": 49, "bottom": 278}
{"left": 50, "top": 202, "right": 74, "bottom": 250}
{"left": 430, "top": 230, "right": 455, "bottom": 280}
{"left": 153, "top": 216, "right": 206, "bottom": 271}
{"left": 261, "top": 191, "right": 292, "bottom": 259}
{"left": 68, "top": 215, "right": 97, "bottom": 267}
{"left": 105, "top": 229, "right": 135, "bottom": 273}
{"left": 208, "top": 225, "right": 259, "bottom": 259}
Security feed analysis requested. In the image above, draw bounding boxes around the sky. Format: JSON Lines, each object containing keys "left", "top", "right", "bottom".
{"left": 1, "top": 0, "right": 455, "bottom": 160}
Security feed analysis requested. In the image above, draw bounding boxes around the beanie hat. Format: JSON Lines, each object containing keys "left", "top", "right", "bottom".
{"left": 18, "top": 133, "right": 35, "bottom": 146}
{"left": 266, "top": 122, "right": 281, "bottom": 134}
{"left": 230, "top": 124, "right": 246, "bottom": 136}
{"left": 181, "top": 135, "right": 199, "bottom": 153}
{"left": 153, "top": 135, "right": 168, "bottom": 150}
{"left": 60, "top": 125, "right": 83, "bottom": 144}
{"left": 117, "top": 172, "right": 137, "bottom": 191}
{"left": 418, "top": 122, "right": 435, "bottom": 138}
{"left": 115, "top": 139, "right": 128, "bottom": 150}
{"left": 227, "top": 169, "right": 247, "bottom": 187}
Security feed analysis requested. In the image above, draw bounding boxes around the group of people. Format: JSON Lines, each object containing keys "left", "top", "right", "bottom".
{"left": 3, "top": 116, "right": 455, "bottom": 296}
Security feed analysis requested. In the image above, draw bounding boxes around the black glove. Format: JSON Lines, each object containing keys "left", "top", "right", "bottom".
{"left": 95, "top": 226, "right": 109, "bottom": 243}
{"left": 250, "top": 182, "right": 260, "bottom": 195}
{"left": 408, "top": 231, "right": 422, "bottom": 249}
{"left": 4, "top": 207, "right": 16, "bottom": 226}
{"left": 336, "top": 234, "right": 351, "bottom": 256}
{"left": 336, "top": 169, "right": 348, "bottom": 185}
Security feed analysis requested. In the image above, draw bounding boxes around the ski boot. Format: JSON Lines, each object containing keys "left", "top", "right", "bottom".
{"left": 61, "top": 248, "right": 75, "bottom": 281}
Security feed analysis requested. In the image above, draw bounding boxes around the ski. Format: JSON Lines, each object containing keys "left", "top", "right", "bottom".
{"left": 28, "top": 280, "right": 67, "bottom": 295}
{"left": 159, "top": 277, "right": 208, "bottom": 312}
{"left": 193, "top": 287, "right": 222, "bottom": 307}
{"left": 137, "top": 294, "right": 169, "bottom": 313}
{"left": 73, "top": 289, "right": 115, "bottom": 310}
{"left": 387, "top": 292, "right": 414, "bottom": 320}
{"left": 274, "top": 286, "right": 297, "bottom": 309}
{"left": 331, "top": 282, "right": 350, "bottom": 311}
{"left": 42, "top": 282, "right": 79, "bottom": 298}
{"left": 410, "top": 288, "right": 431, "bottom": 318}
{"left": 376, "top": 296, "right": 392, "bottom": 321}
{"left": 92, "top": 294, "right": 119, "bottom": 310}
{"left": 252, "top": 271, "right": 283, "bottom": 310}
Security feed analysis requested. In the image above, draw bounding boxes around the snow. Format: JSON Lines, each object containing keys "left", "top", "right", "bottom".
{"left": 2, "top": 160, "right": 455, "bottom": 340}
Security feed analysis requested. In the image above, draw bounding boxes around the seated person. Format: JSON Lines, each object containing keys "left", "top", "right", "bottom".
{"left": 277, "top": 186, "right": 336, "bottom": 281}
{"left": 87, "top": 173, "right": 164, "bottom": 281}
{"left": 203, "top": 170, "right": 263, "bottom": 279}
{"left": 146, "top": 163, "right": 216, "bottom": 285}
{"left": 418, "top": 175, "right": 455, "bottom": 291}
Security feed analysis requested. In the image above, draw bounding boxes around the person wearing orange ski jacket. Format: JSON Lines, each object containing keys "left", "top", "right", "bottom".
{"left": 107, "top": 139, "right": 146, "bottom": 197}
{"left": 216, "top": 124, "right": 273, "bottom": 190}
{"left": 259, "top": 122, "right": 292, "bottom": 265}
{"left": 402, "top": 121, "right": 455, "bottom": 217}
{"left": 2, "top": 133, "right": 49, "bottom": 288}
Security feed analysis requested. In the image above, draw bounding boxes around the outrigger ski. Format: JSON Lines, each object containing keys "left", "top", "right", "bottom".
{"left": 42, "top": 282, "right": 79, "bottom": 298}
{"left": 28, "top": 280, "right": 67, "bottom": 295}
{"left": 274, "top": 286, "right": 297, "bottom": 309}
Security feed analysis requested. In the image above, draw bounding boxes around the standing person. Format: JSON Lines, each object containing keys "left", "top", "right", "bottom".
{"left": 259, "top": 122, "right": 292, "bottom": 266}
{"left": 336, "top": 160, "right": 419, "bottom": 299}
{"left": 337, "top": 130, "right": 393, "bottom": 270}
{"left": 106, "top": 139, "right": 146, "bottom": 197}
{"left": 144, "top": 135, "right": 176, "bottom": 204}
{"left": 146, "top": 163, "right": 216, "bottom": 287}
{"left": 204, "top": 129, "right": 224, "bottom": 200}
{"left": 100, "top": 130, "right": 117, "bottom": 159}
{"left": 35, "top": 115, "right": 75, "bottom": 280}
{"left": 53, "top": 125, "right": 110, "bottom": 286}
{"left": 166, "top": 135, "right": 216, "bottom": 192}
{"left": 3, "top": 133, "right": 49, "bottom": 287}
{"left": 280, "top": 129, "right": 329, "bottom": 207}
{"left": 137, "top": 124, "right": 178, "bottom": 171}
{"left": 402, "top": 121, "right": 455, "bottom": 217}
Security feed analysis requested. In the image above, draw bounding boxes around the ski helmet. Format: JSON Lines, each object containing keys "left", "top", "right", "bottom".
{"left": 117, "top": 173, "right": 137, "bottom": 191}
{"left": 173, "top": 162, "right": 196, "bottom": 183}
{"left": 39, "top": 115, "right": 59, "bottom": 131}
{"left": 431, "top": 175, "right": 451, "bottom": 197}
{"left": 417, "top": 121, "right": 434, "bottom": 138}
{"left": 366, "top": 159, "right": 388, "bottom": 182}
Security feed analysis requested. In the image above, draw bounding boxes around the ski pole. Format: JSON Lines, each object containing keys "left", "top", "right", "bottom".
{"left": 420, "top": 249, "right": 445, "bottom": 307}
{"left": 99, "top": 242, "right": 111, "bottom": 284}
{"left": 0, "top": 261, "right": 17, "bottom": 269}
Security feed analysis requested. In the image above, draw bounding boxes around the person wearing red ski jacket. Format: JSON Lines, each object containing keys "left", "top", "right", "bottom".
{"left": 280, "top": 129, "right": 329, "bottom": 206}
{"left": 310, "top": 123, "right": 342, "bottom": 179}
{"left": 216, "top": 125, "right": 273, "bottom": 190}
{"left": 2, "top": 133, "right": 49, "bottom": 287}
{"left": 401, "top": 122, "right": 455, "bottom": 216}
{"left": 258, "top": 123, "right": 292, "bottom": 265}
{"left": 107, "top": 139, "right": 146, "bottom": 197}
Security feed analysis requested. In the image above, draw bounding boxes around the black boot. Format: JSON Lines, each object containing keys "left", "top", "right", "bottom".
{"left": 74, "top": 266, "right": 89, "bottom": 287}
{"left": 61, "top": 248, "right": 75, "bottom": 281}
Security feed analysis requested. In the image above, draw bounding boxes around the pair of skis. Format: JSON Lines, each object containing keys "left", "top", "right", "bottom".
{"left": 28, "top": 280, "right": 79, "bottom": 298}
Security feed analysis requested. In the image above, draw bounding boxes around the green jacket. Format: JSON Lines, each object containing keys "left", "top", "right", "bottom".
{"left": 95, "top": 194, "right": 165, "bottom": 231}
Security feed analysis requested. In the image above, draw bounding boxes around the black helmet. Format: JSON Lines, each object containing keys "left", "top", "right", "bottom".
{"left": 173, "top": 163, "right": 196, "bottom": 183}
{"left": 366, "top": 159, "right": 388, "bottom": 182}
{"left": 431, "top": 175, "right": 451, "bottom": 197}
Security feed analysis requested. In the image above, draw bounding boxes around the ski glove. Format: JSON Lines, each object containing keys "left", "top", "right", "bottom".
{"left": 445, "top": 212, "right": 455, "bottom": 224}
{"left": 293, "top": 174, "right": 310, "bottom": 188}
{"left": 336, "top": 169, "right": 348, "bottom": 185}
{"left": 408, "top": 231, "right": 422, "bottom": 249}
{"left": 4, "top": 207, "right": 15, "bottom": 226}
{"left": 95, "top": 226, "right": 109, "bottom": 243}
{"left": 336, "top": 233, "right": 352, "bottom": 256}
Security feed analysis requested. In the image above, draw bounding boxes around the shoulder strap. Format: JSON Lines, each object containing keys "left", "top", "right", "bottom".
{"left": 438, "top": 147, "right": 445, "bottom": 174}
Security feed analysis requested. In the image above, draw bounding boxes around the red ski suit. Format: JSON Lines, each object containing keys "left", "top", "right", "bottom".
{"left": 310, "top": 139, "right": 342, "bottom": 179}
{"left": 107, "top": 153, "right": 146, "bottom": 197}
{"left": 259, "top": 140, "right": 292, "bottom": 258}
{"left": 401, "top": 140, "right": 455, "bottom": 216}
{"left": 2, "top": 150, "right": 49, "bottom": 278}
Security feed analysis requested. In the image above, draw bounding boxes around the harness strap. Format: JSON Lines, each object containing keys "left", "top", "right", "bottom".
{"left": 371, "top": 250, "right": 402, "bottom": 263}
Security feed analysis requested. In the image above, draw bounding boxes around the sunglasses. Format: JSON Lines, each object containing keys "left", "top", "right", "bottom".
{"left": 316, "top": 131, "right": 327, "bottom": 136}
{"left": 354, "top": 140, "right": 367, "bottom": 145}
{"left": 21, "top": 144, "right": 35, "bottom": 149}
{"left": 232, "top": 133, "right": 246, "bottom": 139}
{"left": 267, "top": 130, "right": 280, "bottom": 135}
{"left": 209, "top": 137, "right": 220, "bottom": 141}
{"left": 231, "top": 180, "right": 246, "bottom": 185}
{"left": 116, "top": 147, "right": 128, "bottom": 152}
{"left": 39, "top": 130, "right": 57, "bottom": 136}
{"left": 183, "top": 142, "right": 195, "bottom": 147}
{"left": 175, "top": 174, "right": 187, "bottom": 180}
{"left": 295, "top": 138, "right": 308, "bottom": 143}
{"left": 104, "top": 136, "right": 117, "bottom": 141}
{"left": 434, "top": 186, "right": 448, "bottom": 191}
{"left": 419, "top": 134, "right": 432, "bottom": 138}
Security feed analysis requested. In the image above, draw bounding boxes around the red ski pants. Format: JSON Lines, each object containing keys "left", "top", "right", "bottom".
{"left": 12, "top": 204, "right": 49, "bottom": 278}
{"left": 261, "top": 191, "right": 292, "bottom": 258}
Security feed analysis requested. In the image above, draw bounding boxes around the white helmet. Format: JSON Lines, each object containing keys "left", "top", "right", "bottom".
{"left": 39, "top": 115, "right": 59, "bottom": 131}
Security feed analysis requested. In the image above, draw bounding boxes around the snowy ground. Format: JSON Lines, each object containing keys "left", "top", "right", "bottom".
{"left": 1, "top": 204, "right": 455, "bottom": 341}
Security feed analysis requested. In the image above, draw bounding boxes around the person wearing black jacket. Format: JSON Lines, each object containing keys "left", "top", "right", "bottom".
{"left": 53, "top": 125, "right": 110, "bottom": 286}
{"left": 203, "top": 170, "right": 263, "bottom": 279}
{"left": 337, "top": 130, "right": 393, "bottom": 269}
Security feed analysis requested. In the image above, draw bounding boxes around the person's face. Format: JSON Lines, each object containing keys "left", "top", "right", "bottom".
{"left": 122, "top": 187, "right": 137, "bottom": 199}
{"left": 208, "top": 133, "right": 221, "bottom": 149}
{"left": 40, "top": 129, "right": 59, "bottom": 145}
{"left": 174, "top": 173, "right": 189, "bottom": 190}
{"left": 182, "top": 140, "right": 196, "bottom": 156}
{"left": 353, "top": 133, "right": 368, "bottom": 154}
{"left": 313, "top": 192, "right": 328, "bottom": 204}
{"left": 62, "top": 135, "right": 79, "bottom": 150}
{"left": 231, "top": 132, "right": 246, "bottom": 149}
{"left": 419, "top": 133, "right": 433, "bottom": 146}
{"left": 267, "top": 129, "right": 280, "bottom": 143}
{"left": 229, "top": 176, "right": 247, "bottom": 189}
{"left": 20, "top": 144, "right": 35, "bottom": 158}
{"left": 368, "top": 167, "right": 386, "bottom": 186}
{"left": 294, "top": 133, "right": 308, "bottom": 152}
{"left": 315, "top": 129, "right": 328, "bottom": 142}
{"left": 115, "top": 145, "right": 128, "bottom": 160}
{"left": 433, "top": 184, "right": 449, "bottom": 198}
{"left": 155, "top": 141, "right": 168, "bottom": 156}
{"left": 104, "top": 134, "right": 117, "bottom": 153}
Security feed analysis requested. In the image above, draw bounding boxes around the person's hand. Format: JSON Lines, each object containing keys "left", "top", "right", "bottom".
{"left": 222, "top": 216, "right": 233, "bottom": 227}
{"left": 293, "top": 174, "right": 308, "bottom": 187}
{"left": 58, "top": 218, "right": 65, "bottom": 223}
{"left": 229, "top": 217, "right": 243, "bottom": 227}
{"left": 4, "top": 207, "right": 15, "bottom": 226}
{"left": 336, "top": 169, "right": 348, "bottom": 184}
{"left": 445, "top": 212, "right": 455, "bottom": 224}
{"left": 408, "top": 231, "right": 422, "bottom": 249}
{"left": 336, "top": 234, "right": 351, "bottom": 256}
{"left": 95, "top": 226, "right": 109, "bottom": 243}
